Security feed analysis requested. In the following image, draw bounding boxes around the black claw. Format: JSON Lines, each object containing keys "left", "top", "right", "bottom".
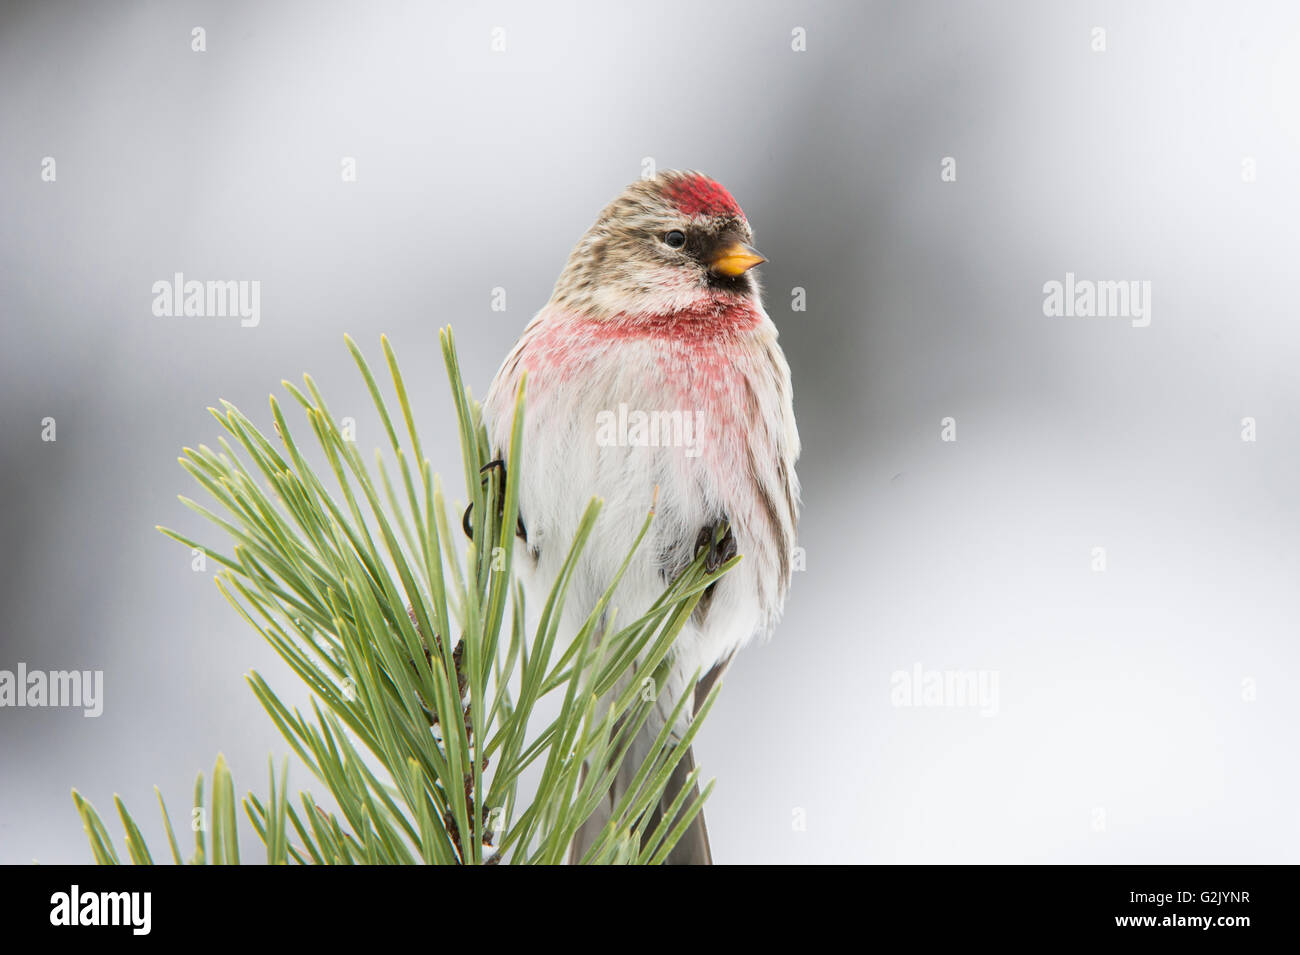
{"left": 462, "top": 458, "right": 527, "bottom": 543}
{"left": 463, "top": 502, "right": 527, "bottom": 542}
{"left": 714, "top": 527, "right": 737, "bottom": 570}
{"left": 695, "top": 521, "right": 735, "bottom": 574}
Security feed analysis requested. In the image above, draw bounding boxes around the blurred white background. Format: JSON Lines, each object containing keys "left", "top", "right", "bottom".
{"left": 2, "top": 0, "right": 1298, "bottom": 863}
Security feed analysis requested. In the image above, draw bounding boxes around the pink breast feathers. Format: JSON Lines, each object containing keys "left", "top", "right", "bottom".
{"left": 520, "top": 307, "right": 761, "bottom": 462}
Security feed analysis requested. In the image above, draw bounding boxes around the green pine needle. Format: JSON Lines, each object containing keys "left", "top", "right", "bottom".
{"left": 72, "top": 328, "right": 731, "bottom": 864}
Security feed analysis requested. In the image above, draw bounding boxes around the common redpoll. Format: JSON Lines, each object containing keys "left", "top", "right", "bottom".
{"left": 483, "top": 170, "right": 800, "bottom": 864}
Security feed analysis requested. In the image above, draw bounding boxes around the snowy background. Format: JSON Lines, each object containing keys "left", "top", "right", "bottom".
{"left": 2, "top": 0, "right": 1298, "bottom": 863}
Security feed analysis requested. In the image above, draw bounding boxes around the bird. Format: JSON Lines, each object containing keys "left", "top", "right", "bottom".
{"left": 482, "top": 170, "right": 800, "bottom": 864}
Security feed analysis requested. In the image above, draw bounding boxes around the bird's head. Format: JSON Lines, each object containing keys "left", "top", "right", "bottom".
{"left": 549, "top": 170, "right": 765, "bottom": 318}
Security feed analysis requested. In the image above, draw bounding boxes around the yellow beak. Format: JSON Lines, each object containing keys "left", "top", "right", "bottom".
{"left": 709, "top": 242, "right": 766, "bottom": 277}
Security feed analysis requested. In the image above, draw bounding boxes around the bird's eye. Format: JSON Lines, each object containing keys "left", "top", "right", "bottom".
{"left": 664, "top": 230, "right": 687, "bottom": 249}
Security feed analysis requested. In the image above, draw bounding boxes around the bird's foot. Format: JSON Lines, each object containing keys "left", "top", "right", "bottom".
{"left": 462, "top": 458, "right": 527, "bottom": 541}
{"left": 694, "top": 521, "right": 736, "bottom": 574}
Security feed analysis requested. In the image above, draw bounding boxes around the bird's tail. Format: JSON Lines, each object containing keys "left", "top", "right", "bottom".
{"left": 569, "top": 637, "right": 728, "bottom": 865}
{"left": 569, "top": 718, "right": 712, "bottom": 865}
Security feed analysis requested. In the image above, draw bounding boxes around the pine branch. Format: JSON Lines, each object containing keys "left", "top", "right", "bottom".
{"left": 70, "top": 329, "right": 732, "bottom": 865}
